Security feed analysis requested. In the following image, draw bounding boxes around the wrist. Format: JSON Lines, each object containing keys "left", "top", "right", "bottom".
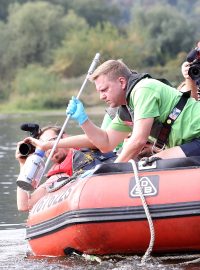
{"left": 79, "top": 114, "right": 88, "bottom": 125}
{"left": 19, "top": 163, "right": 25, "bottom": 169}
{"left": 185, "top": 78, "right": 197, "bottom": 88}
{"left": 42, "top": 141, "right": 52, "bottom": 151}
{"left": 185, "top": 77, "right": 193, "bottom": 81}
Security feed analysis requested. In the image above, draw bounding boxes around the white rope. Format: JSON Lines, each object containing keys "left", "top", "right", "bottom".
{"left": 129, "top": 159, "right": 200, "bottom": 266}
{"left": 155, "top": 254, "right": 200, "bottom": 261}
{"left": 156, "top": 253, "right": 200, "bottom": 265}
{"left": 129, "top": 159, "right": 155, "bottom": 265}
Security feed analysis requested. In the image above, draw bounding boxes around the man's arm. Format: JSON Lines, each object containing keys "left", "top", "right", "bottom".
{"left": 185, "top": 78, "right": 198, "bottom": 100}
{"left": 65, "top": 97, "right": 129, "bottom": 152}
{"left": 81, "top": 119, "right": 129, "bottom": 152}
{"left": 17, "top": 184, "right": 47, "bottom": 211}
{"left": 17, "top": 187, "right": 29, "bottom": 211}
{"left": 24, "top": 133, "right": 96, "bottom": 152}
{"left": 17, "top": 164, "right": 47, "bottom": 211}
{"left": 115, "top": 118, "right": 154, "bottom": 162}
{"left": 24, "top": 121, "right": 128, "bottom": 153}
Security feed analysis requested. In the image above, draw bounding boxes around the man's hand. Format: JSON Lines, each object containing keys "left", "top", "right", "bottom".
{"left": 15, "top": 141, "right": 27, "bottom": 167}
{"left": 66, "top": 97, "right": 88, "bottom": 125}
{"left": 23, "top": 137, "right": 47, "bottom": 151}
{"left": 114, "top": 118, "right": 154, "bottom": 163}
{"left": 138, "top": 142, "right": 153, "bottom": 159}
{"left": 181, "top": 61, "right": 191, "bottom": 79}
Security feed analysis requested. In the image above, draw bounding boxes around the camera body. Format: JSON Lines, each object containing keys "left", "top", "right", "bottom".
{"left": 19, "top": 123, "right": 40, "bottom": 157}
{"left": 187, "top": 42, "right": 200, "bottom": 82}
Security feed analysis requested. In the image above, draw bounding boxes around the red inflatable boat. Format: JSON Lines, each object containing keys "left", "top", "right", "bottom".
{"left": 26, "top": 157, "right": 200, "bottom": 256}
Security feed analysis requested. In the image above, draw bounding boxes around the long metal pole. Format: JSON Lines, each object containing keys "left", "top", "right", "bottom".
{"left": 38, "top": 53, "right": 100, "bottom": 183}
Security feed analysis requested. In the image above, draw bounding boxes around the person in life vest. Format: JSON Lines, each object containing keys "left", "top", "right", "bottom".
{"left": 16, "top": 125, "right": 116, "bottom": 211}
{"left": 38, "top": 125, "right": 116, "bottom": 177}
{"left": 16, "top": 125, "right": 71, "bottom": 211}
{"left": 24, "top": 59, "right": 200, "bottom": 162}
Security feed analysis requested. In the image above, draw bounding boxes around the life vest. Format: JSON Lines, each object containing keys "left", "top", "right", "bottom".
{"left": 47, "top": 148, "right": 117, "bottom": 178}
{"left": 118, "top": 72, "right": 151, "bottom": 125}
{"left": 117, "top": 72, "right": 172, "bottom": 138}
{"left": 47, "top": 149, "right": 74, "bottom": 177}
{"left": 72, "top": 148, "right": 117, "bottom": 174}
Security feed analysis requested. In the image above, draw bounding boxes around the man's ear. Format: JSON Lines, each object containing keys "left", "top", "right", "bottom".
{"left": 119, "top": 77, "right": 127, "bottom": 90}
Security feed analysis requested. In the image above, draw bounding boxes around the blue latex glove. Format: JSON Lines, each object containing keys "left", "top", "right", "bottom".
{"left": 66, "top": 96, "right": 88, "bottom": 125}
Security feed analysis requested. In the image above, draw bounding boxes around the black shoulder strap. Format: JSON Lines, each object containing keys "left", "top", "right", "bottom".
{"left": 152, "top": 91, "right": 191, "bottom": 152}
{"left": 156, "top": 78, "right": 173, "bottom": 87}
{"left": 118, "top": 75, "right": 173, "bottom": 122}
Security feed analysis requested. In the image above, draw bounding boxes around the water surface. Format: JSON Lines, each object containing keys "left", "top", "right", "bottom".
{"left": 0, "top": 113, "right": 200, "bottom": 269}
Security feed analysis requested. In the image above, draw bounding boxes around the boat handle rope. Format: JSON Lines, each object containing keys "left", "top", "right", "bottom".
{"left": 129, "top": 160, "right": 200, "bottom": 266}
{"left": 129, "top": 159, "right": 155, "bottom": 265}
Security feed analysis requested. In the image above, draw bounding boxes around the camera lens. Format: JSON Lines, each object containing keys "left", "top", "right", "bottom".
{"left": 188, "top": 63, "right": 200, "bottom": 81}
{"left": 19, "top": 143, "right": 35, "bottom": 156}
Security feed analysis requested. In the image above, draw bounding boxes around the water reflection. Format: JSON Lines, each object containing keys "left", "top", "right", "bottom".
{"left": 0, "top": 113, "right": 103, "bottom": 226}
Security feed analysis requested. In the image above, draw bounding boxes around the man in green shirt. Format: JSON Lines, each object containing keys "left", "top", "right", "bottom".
{"left": 110, "top": 77, "right": 200, "bottom": 148}
{"left": 25, "top": 60, "right": 200, "bottom": 162}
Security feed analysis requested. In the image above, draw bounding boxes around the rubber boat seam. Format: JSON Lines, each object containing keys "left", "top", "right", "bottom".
{"left": 92, "top": 166, "right": 200, "bottom": 177}
{"left": 26, "top": 201, "right": 200, "bottom": 239}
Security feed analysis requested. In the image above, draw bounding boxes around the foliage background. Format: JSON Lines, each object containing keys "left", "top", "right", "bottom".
{"left": 0, "top": 0, "right": 199, "bottom": 111}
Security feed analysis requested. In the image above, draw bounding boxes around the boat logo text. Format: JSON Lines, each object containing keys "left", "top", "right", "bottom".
{"left": 129, "top": 175, "right": 159, "bottom": 197}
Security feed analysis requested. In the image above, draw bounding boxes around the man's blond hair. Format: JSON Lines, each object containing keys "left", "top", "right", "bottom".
{"left": 90, "top": 59, "right": 132, "bottom": 81}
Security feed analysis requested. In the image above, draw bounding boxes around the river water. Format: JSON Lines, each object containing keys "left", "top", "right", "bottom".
{"left": 0, "top": 112, "right": 200, "bottom": 270}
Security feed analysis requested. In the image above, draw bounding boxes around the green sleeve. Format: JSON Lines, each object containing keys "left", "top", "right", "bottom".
{"left": 109, "top": 114, "right": 132, "bottom": 132}
{"left": 101, "top": 113, "right": 112, "bottom": 130}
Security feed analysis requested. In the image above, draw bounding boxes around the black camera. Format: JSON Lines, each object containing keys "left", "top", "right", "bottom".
{"left": 19, "top": 123, "right": 40, "bottom": 157}
{"left": 19, "top": 142, "right": 35, "bottom": 157}
{"left": 187, "top": 42, "right": 200, "bottom": 82}
{"left": 188, "top": 60, "right": 200, "bottom": 81}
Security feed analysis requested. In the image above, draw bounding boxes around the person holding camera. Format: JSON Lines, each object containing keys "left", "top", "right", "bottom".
{"left": 180, "top": 62, "right": 199, "bottom": 100}
{"left": 180, "top": 41, "right": 200, "bottom": 100}
{"left": 16, "top": 125, "right": 73, "bottom": 211}
{"left": 23, "top": 59, "right": 200, "bottom": 164}
{"left": 16, "top": 125, "right": 117, "bottom": 211}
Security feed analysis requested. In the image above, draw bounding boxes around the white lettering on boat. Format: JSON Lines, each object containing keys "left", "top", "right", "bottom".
{"left": 30, "top": 187, "right": 72, "bottom": 214}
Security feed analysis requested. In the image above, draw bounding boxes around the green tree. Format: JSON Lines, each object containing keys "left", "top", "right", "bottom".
{"left": 11, "top": 65, "right": 67, "bottom": 109}
{"left": 60, "top": 0, "right": 121, "bottom": 27}
{"left": 51, "top": 22, "right": 125, "bottom": 77}
{"left": 128, "top": 4, "right": 196, "bottom": 66}
{"left": 0, "top": 0, "right": 26, "bottom": 21}
{"left": 1, "top": 2, "right": 66, "bottom": 74}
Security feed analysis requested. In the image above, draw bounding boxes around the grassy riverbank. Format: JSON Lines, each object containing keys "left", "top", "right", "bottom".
{"left": 0, "top": 104, "right": 106, "bottom": 116}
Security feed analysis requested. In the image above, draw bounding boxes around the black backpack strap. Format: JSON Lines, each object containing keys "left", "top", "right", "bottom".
{"left": 156, "top": 78, "right": 173, "bottom": 87}
{"left": 152, "top": 91, "right": 190, "bottom": 152}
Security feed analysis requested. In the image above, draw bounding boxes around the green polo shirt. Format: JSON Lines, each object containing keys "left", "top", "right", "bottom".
{"left": 110, "top": 78, "right": 200, "bottom": 147}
